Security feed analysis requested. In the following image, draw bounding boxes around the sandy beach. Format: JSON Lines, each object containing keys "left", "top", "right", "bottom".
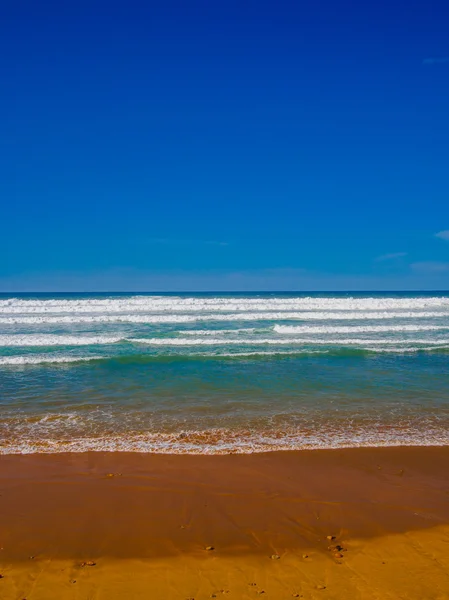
{"left": 1, "top": 446, "right": 448, "bottom": 599}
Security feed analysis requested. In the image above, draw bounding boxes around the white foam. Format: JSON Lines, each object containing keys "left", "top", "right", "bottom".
{"left": 360, "top": 345, "right": 449, "bottom": 353}
{"left": 1, "top": 428, "right": 447, "bottom": 455}
{"left": 0, "top": 335, "right": 122, "bottom": 347}
{"left": 0, "top": 355, "right": 103, "bottom": 366}
{"left": 1, "top": 310, "right": 448, "bottom": 325}
{"left": 1, "top": 295, "right": 449, "bottom": 314}
{"left": 179, "top": 328, "right": 256, "bottom": 335}
{"left": 0, "top": 314, "right": 196, "bottom": 325}
{"left": 129, "top": 337, "right": 449, "bottom": 346}
{"left": 273, "top": 324, "right": 449, "bottom": 334}
{"left": 211, "top": 350, "right": 328, "bottom": 357}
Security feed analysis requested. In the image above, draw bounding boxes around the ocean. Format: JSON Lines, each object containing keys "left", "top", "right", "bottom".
{"left": 0, "top": 292, "right": 448, "bottom": 454}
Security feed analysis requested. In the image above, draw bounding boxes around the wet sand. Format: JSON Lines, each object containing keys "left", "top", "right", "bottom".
{"left": 1, "top": 447, "right": 448, "bottom": 599}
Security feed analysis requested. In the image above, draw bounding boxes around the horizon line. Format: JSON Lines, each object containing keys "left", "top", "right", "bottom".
{"left": 1, "top": 289, "right": 449, "bottom": 295}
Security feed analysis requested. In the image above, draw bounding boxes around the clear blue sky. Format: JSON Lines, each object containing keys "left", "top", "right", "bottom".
{"left": 3, "top": 0, "right": 449, "bottom": 291}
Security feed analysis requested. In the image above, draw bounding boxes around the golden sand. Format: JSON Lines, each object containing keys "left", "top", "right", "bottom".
{"left": 1, "top": 447, "right": 448, "bottom": 599}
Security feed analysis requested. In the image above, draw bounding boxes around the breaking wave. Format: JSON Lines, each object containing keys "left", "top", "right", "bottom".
{"left": 1, "top": 295, "right": 449, "bottom": 313}
{"left": 0, "top": 355, "right": 103, "bottom": 366}
{"left": 1, "top": 310, "right": 449, "bottom": 325}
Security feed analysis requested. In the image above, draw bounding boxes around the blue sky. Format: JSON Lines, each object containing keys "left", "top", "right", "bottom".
{"left": 3, "top": 0, "right": 449, "bottom": 291}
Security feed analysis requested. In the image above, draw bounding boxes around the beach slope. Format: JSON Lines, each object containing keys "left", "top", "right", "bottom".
{"left": 1, "top": 446, "right": 448, "bottom": 599}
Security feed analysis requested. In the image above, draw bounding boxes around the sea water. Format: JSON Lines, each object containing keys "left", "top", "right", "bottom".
{"left": 0, "top": 292, "right": 448, "bottom": 453}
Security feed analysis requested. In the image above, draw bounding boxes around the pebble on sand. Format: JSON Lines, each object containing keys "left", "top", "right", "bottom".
{"left": 302, "top": 554, "right": 308, "bottom": 558}
{"left": 81, "top": 560, "right": 96, "bottom": 567}
{"left": 326, "top": 535, "right": 335, "bottom": 541}
{"left": 271, "top": 554, "right": 281, "bottom": 560}
{"left": 317, "top": 585, "right": 326, "bottom": 590}
{"left": 205, "top": 546, "right": 215, "bottom": 551}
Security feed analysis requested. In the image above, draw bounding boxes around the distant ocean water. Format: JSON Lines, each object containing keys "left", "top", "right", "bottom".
{"left": 0, "top": 292, "right": 448, "bottom": 454}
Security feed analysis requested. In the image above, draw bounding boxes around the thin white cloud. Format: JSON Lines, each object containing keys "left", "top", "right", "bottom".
{"left": 141, "top": 238, "right": 229, "bottom": 247}
{"left": 411, "top": 261, "right": 449, "bottom": 273}
{"left": 435, "top": 230, "right": 449, "bottom": 241}
{"left": 423, "top": 57, "right": 449, "bottom": 65}
{"left": 375, "top": 252, "right": 407, "bottom": 262}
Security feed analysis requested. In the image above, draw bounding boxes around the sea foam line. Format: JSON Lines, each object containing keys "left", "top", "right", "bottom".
{"left": 1, "top": 344, "right": 447, "bottom": 365}
{"left": 130, "top": 337, "right": 449, "bottom": 346}
{"left": 1, "top": 427, "right": 447, "bottom": 455}
{"left": 273, "top": 324, "right": 449, "bottom": 334}
{"left": 179, "top": 328, "right": 256, "bottom": 335}
{"left": 1, "top": 296, "right": 449, "bottom": 313}
{"left": 0, "top": 355, "right": 103, "bottom": 366}
{"left": 1, "top": 335, "right": 447, "bottom": 349}
{"left": 1, "top": 310, "right": 449, "bottom": 324}
{"left": 0, "top": 335, "right": 122, "bottom": 347}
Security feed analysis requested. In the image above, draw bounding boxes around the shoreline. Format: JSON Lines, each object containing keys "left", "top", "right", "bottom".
{"left": 2, "top": 439, "right": 448, "bottom": 456}
{"left": 1, "top": 446, "right": 449, "bottom": 598}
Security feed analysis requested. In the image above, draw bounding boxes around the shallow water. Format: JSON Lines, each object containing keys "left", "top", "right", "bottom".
{"left": 0, "top": 292, "right": 448, "bottom": 453}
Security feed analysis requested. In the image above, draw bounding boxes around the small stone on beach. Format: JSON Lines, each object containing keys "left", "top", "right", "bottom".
{"left": 326, "top": 535, "right": 335, "bottom": 541}
{"left": 302, "top": 554, "right": 308, "bottom": 558}
{"left": 81, "top": 560, "right": 96, "bottom": 567}
{"left": 317, "top": 585, "right": 326, "bottom": 590}
{"left": 271, "top": 554, "right": 280, "bottom": 560}
{"left": 205, "top": 546, "right": 215, "bottom": 551}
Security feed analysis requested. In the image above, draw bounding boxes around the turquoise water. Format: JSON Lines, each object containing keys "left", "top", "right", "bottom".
{"left": 0, "top": 292, "right": 448, "bottom": 453}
